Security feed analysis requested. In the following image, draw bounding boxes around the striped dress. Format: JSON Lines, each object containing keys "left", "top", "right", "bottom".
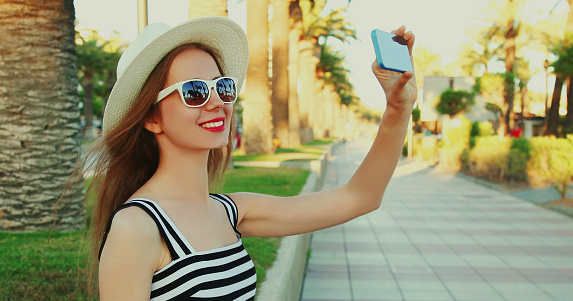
{"left": 101, "top": 194, "right": 257, "bottom": 300}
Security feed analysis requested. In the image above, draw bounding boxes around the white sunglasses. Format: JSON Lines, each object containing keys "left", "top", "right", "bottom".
{"left": 156, "top": 77, "right": 238, "bottom": 107}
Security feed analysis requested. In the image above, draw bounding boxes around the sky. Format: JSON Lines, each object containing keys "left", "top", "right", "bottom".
{"left": 74, "top": 0, "right": 569, "bottom": 110}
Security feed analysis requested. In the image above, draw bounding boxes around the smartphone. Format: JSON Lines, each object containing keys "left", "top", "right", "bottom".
{"left": 371, "top": 29, "right": 413, "bottom": 73}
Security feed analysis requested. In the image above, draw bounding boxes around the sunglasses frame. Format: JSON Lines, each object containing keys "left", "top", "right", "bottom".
{"left": 156, "top": 76, "right": 238, "bottom": 108}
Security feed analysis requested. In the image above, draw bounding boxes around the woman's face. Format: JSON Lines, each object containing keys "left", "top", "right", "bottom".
{"left": 153, "top": 48, "right": 234, "bottom": 151}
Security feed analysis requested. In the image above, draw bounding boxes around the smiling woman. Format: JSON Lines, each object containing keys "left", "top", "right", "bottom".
{"left": 70, "top": 11, "right": 419, "bottom": 300}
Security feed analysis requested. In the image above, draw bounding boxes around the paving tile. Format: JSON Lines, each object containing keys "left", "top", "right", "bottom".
{"left": 351, "top": 279, "right": 399, "bottom": 291}
{"left": 352, "top": 289, "right": 402, "bottom": 301}
{"left": 400, "top": 289, "right": 454, "bottom": 301}
{"left": 537, "top": 283, "right": 573, "bottom": 301}
{"left": 301, "top": 288, "right": 352, "bottom": 300}
{"left": 447, "top": 288, "right": 505, "bottom": 301}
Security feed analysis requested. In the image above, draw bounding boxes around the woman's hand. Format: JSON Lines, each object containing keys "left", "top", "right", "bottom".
{"left": 371, "top": 26, "right": 417, "bottom": 112}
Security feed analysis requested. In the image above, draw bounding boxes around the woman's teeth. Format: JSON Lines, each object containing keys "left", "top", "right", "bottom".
{"left": 201, "top": 121, "right": 224, "bottom": 128}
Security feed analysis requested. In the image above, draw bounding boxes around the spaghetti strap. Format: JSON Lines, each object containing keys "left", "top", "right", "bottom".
{"left": 99, "top": 199, "right": 192, "bottom": 261}
{"left": 209, "top": 193, "right": 242, "bottom": 237}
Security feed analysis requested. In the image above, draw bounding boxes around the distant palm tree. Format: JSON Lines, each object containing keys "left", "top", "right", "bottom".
{"left": 547, "top": 0, "right": 573, "bottom": 136}
{"left": 270, "top": 0, "right": 291, "bottom": 147}
{"left": 287, "top": 1, "right": 303, "bottom": 147}
{"left": 459, "top": 28, "right": 502, "bottom": 76}
{"left": 317, "top": 44, "right": 353, "bottom": 136}
{"left": 0, "top": 0, "right": 84, "bottom": 231}
{"left": 188, "top": 0, "right": 228, "bottom": 19}
{"left": 296, "top": 0, "right": 355, "bottom": 141}
{"left": 244, "top": 0, "right": 274, "bottom": 154}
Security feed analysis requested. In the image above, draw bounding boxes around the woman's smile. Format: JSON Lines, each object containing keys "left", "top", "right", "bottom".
{"left": 199, "top": 117, "right": 226, "bottom": 132}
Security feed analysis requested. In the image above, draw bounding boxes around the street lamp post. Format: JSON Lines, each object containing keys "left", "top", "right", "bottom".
{"left": 138, "top": 0, "right": 148, "bottom": 34}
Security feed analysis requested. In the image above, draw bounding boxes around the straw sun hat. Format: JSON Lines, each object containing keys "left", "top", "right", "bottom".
{"left": 102, "top": 16, "right": 249, "bottom": 134}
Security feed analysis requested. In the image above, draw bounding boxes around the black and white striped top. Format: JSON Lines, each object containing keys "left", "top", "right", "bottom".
{"left": 102, "top": 194, "right": 257, "bottom": 300}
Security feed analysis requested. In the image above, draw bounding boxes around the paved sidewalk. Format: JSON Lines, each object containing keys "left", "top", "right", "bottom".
{"left": 300, "top": 137, "right": 573, "bottom": 301}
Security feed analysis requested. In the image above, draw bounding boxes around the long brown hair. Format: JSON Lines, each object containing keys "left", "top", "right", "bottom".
{"left": 76, "top": 43, "right": 235, "bottom": 295}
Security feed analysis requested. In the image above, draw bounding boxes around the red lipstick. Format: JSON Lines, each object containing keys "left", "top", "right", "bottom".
{"left": 199, "top": 117, "right": 226, "bottom": 132}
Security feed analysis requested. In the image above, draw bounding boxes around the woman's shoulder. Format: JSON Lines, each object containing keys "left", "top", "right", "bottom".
{"left": 107, "top": 205, "right": 161, "bottom": 245}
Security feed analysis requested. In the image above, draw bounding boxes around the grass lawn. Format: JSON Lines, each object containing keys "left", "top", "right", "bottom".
{"left": 232, "top": 137, "right": 337, "bottom": 162}
{"left": 0, "top": 166, "right": 310, "bottom": 301}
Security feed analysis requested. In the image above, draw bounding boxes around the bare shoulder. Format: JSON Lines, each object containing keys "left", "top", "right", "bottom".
{"left": 107, "top": 206, "right": 161, "bottom": 246}
{"left": 99, "top": 206, "right": 162, "bottom": 299}
{"left": 100, "top": 206, "right": 163, "bottom": 263}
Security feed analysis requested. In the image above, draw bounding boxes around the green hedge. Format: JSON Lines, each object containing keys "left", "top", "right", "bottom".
{"left": 462, "top": 135, "right": 573, "bottom": 197}
{"left": 527, "top": 136, "right": 573, "bottom": 198}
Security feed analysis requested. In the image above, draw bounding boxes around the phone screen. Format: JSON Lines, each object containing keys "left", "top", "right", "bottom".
{"left": 371, "top": 29, "right": 413, "bottom": 73}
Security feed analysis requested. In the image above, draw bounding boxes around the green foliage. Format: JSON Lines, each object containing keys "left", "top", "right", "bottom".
{"left": 528, "top": 136, "right": 573, "bottom": 199}
{"left": 436, "top": 89, "right": 475, "bottom": 117}
{"left": 476, "top": 73, "right": 505, "bottom": 113}
{"left": 412, "top": 108, "right": 421, "bottom": 124}
{"left": 506, "top": 138, "right": 531, "bottom": 182}
{"left": 76, "top": 29, "right": 123, "bottom": 120}
{"left": 318, "top": 44, "right": 358, "bottom": 106}
{"left": 478, "top": 121, "right": 495, "bottom": 137}
{"left": 552, "top": 43, "right": 573, "bottom": 76}
{"left": 467, "top": 136, "right": 511, "bottom": 180}
{"left": 439, "top": 116, "right": 472, "bottom": 169}
{"left": 469, "top": 121, "right": 480, "bottom": 148}
{"left": 299, "top": 0, "right": 356, "bottom": 43}
{"left": 462, "top": 135, "right": 573, "bottom": 194}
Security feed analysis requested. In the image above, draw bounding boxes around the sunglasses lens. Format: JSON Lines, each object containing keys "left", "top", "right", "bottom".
{"left": 216, "top": 77, "right": 237, "bottom": 103}
{"left": 181, "top": 81, "right": 209, "bottom": 106}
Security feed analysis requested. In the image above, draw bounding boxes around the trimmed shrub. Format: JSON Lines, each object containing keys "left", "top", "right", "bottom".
{"left": 436, "top": 89, "right": 475, "bottom": 117}
{"left": 478, "top": 121, "right": 495, "bottom": 137}
{"left": 467, "top": 136, "right": 511, "bottom": 180}
{"left": 528, "top": 136, "right": 573, "bottom": 198}
{"left": 506, "top": 138, "right": 531, "bottom": 182}
{"left": 439, "top": 115, "right": 472, "bottom": 169}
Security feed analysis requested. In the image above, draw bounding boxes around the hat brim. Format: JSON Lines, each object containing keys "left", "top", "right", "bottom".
{"left": 103, "top": 16, "right": 248, "bottom": 134}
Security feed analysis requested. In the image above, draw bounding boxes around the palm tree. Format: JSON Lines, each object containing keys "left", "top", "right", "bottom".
{"left": 547, "top": 0, "right": 573, "bottom": 136}
{"left": 459, "top": 27, "right": 502, "bottom": 76}
{"left": 287, "top": 1, "right": 302, "bottom": 147}
{"left": 270, "top": 0, "right": 291, "bottom": 147}
{"left": 296, "top": 0, "right": 356, "bottom": 142}
{"left": 188, "top": 0, "right": 227, "bottom": 19}
{"left": 502, "top": 0, "right": 521, "bottom": 135}
{"left": 317, "top": 44, "right": 353, "bottom": 136}
{"left": 478, "top": 0, "right": 525, "bottom": 134}
{"left": 0, "top": 0, "right": 84, "bottom": 231}
{"left": 76, "top": 30, "right": 110, "bottom": 140}
{"left": 76, "top": 30, "right": 123, "bottom": 139}
{"left": 244, "top": 0, "right": 274, "bottom": 154}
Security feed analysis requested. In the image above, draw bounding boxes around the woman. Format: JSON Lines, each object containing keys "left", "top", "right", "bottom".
{"left": 86, "top": 16, "right": 416, "bottom": 300}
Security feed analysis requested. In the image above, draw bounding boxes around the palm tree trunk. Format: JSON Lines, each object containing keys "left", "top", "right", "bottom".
{"left": 0, "top": 0, "right": 84, "bottom": 231}
{"left": 313, "top": 79, "right": 325, "bottom": 138}
{"left": 547, "top": 75, "right": 564, "bottom": 136}
{"left": 298, "top": 39, "right": 318, "bottom": 142}
{"left": 188, "top": 0, "right": 227, "bottom": 19}
{"left": 287, "top": 21, "right": 302, "bottom": 147}
{"left": 270, "top": 0, "right": 290, "bottom": 147}
{"left": 566, "top": 76, "right": 573, "bottom": 133}
{"left": 504, "top": 7, "right": 517, "bottom": 135}
{"left": 244, "top": 0, "right": 274, "bottom": 154}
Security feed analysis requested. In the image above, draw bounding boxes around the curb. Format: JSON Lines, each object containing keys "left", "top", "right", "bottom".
{"left": 255, "top": 142, "right": 338, "bottom": 301}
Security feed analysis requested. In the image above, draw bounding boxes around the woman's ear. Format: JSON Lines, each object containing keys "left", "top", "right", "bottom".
{"left": 144, "top": 115, "right": 163, "bottom": 134}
